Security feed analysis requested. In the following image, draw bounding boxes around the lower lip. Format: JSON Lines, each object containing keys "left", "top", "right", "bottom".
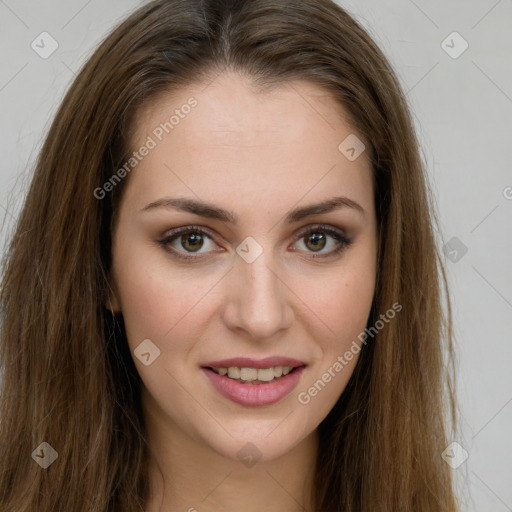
{"left": 202, "top": 366, "right": 305, "bottom": 406}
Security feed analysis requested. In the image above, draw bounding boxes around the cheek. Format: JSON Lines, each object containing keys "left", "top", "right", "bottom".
{"left": 298, "top": 248, "right": 376, "bottom": 396}
{"left": 112, "top": 240, "right": 225, "bottom": 355}
{"left": 305, "top": 257, "right": 376, "bottom": 341}
{"left": 310, "top": 272, "right": 374, "bottom": 327}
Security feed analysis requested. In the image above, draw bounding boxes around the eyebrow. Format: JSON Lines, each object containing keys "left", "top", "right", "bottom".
{"left": 140, "top": 195, "right": 365, "bottom": 223}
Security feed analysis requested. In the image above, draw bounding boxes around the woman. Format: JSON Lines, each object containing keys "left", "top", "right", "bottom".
{"left": 0, "top": 0, "right": 459, "bottom": 510}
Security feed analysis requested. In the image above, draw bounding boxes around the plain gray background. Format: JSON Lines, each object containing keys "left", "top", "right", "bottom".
{"left": 0, "top": 1, "right": 511, "bottom": 510}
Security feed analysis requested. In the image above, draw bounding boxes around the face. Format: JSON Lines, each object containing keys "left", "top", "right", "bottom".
{"left": 109, "top": 71, "right": 378, "bottom": 462}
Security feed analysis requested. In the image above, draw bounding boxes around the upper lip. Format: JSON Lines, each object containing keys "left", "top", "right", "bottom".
{"left": 202, "top": 356, "right": 307, "bottom": 369}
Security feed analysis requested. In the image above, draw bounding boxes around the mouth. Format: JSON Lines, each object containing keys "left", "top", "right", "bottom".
{"left": 200, "top": 358, "right": 307, "bottom": 406}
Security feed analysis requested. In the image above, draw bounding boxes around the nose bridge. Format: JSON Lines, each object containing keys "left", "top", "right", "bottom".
{"left": 223, "top": 242, "right": 293, "bottom": 339}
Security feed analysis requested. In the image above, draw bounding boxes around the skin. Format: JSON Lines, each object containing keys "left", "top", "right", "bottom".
{"left": 109, "top": 71, "right": 378, "bottom": 512}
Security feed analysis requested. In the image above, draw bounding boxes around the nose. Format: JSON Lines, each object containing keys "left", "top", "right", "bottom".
{"left": 221, "top": 249, "right": 294, "bottom": 341}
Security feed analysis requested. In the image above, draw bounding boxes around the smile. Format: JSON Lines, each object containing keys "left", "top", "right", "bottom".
{"left": 202, "top": 365, "right": 306, "bottom": 406}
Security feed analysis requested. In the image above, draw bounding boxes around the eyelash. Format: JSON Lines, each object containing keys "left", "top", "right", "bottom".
{"left": 157, "top": 224, "right": 353, "bottom": 262}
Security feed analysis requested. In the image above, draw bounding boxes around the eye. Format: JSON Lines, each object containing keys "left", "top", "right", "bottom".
{"left": 292, "top": 224, "right": 352, "bottom": 259}
{"left": 158, "top": 225, "right": 219, "bottom": 260}
{"left": 158, "top": 224, "right": 352, "bottom": 261}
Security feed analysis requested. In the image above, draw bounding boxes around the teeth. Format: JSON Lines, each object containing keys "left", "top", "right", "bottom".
{"left": 214, "top": 366, "right": 295, "bottom": 382}
{"left": 274, "top": 366, "right": 283, "bottom": 377}
{"left": 240, "top": 367, "right": 258, "bottom": 381}
{"left": 227, "top": 367, "right": 240, "bottom": 379}
{"left": 256, "top": 368, "right": 275, "bottom": 382}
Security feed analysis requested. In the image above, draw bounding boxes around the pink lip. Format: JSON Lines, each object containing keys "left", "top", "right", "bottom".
{"left": 202, "top": 366, "right": 306, "bottom": 406}
{"left": 201, "top": 356, "right": 306, "bottom": 369}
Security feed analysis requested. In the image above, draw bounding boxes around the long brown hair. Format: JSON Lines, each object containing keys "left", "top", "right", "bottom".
{"left": 0, "top": 0, "right": 459, "bottom": 510}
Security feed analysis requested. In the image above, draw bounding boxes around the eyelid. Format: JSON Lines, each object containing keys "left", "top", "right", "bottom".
{"left": 158, "top": 223, "right": 352, "bottom": 260}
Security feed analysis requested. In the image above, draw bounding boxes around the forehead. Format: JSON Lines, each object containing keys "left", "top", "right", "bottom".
{"left": 132, "top": 71, "right": 360, "bottom": 147}
{"left": 123, "top": 71, "right": 374, "bottom": 217}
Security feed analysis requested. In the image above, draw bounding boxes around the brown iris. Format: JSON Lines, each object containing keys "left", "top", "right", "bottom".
{"left": 304, "top": 232, "right": 326, "bottom": 252}
{"left": 181, "top": 232, "right": 204, "bottom": 252}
